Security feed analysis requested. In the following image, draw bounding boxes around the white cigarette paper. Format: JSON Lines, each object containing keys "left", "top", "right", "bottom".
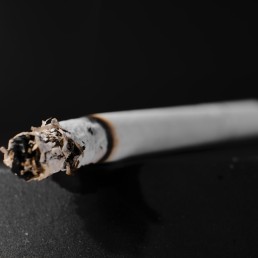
{"left": 1, "top": 100, "right": 258, "bottom": 181}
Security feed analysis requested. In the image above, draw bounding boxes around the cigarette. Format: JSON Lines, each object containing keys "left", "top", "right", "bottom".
{"left": 1, "top": 100, "right": 258, "bottom": 181}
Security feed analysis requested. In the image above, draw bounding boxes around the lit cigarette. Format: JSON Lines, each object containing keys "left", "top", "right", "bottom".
{"left": 1, "top": 100, "right": 258, "bottom": 181}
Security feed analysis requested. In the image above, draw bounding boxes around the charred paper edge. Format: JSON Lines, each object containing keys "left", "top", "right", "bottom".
{"left": 89, "top": 114, "right": 118, "bottom": 162}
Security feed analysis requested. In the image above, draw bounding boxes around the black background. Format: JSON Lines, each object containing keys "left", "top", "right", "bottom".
{"left": 1, "top": 1, "right": 258, "bottom": 144}
{"left": 1, "top": 1, "right": 258, "bottom": 257}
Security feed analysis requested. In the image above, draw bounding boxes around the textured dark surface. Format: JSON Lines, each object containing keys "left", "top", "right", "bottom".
{"left": 1, "top": 140, "right": 258, "bottom": 257}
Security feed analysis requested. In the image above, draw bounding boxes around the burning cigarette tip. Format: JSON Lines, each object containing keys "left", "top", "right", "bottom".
{"left": 0, "top": 118, "right": 87, "bottom": 181}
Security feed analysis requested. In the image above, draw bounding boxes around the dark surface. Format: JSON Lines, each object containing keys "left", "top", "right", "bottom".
{"left": 1, "top": 140, "right": 258, "bottom": 257}
{"left": 1, "top": 1, "right": 258, "bottom": 257}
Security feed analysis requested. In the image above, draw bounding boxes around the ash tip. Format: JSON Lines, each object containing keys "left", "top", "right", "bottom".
{"left": 1, "top": 118, "right": 83, "bottom": 181}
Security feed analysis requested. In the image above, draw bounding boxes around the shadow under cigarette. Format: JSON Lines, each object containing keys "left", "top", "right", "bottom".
{"left": 52, "top": 163, "right": 161, "bottom": 256}
{"left": 51, "top": 137, "right": 258, "bottom": 255}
